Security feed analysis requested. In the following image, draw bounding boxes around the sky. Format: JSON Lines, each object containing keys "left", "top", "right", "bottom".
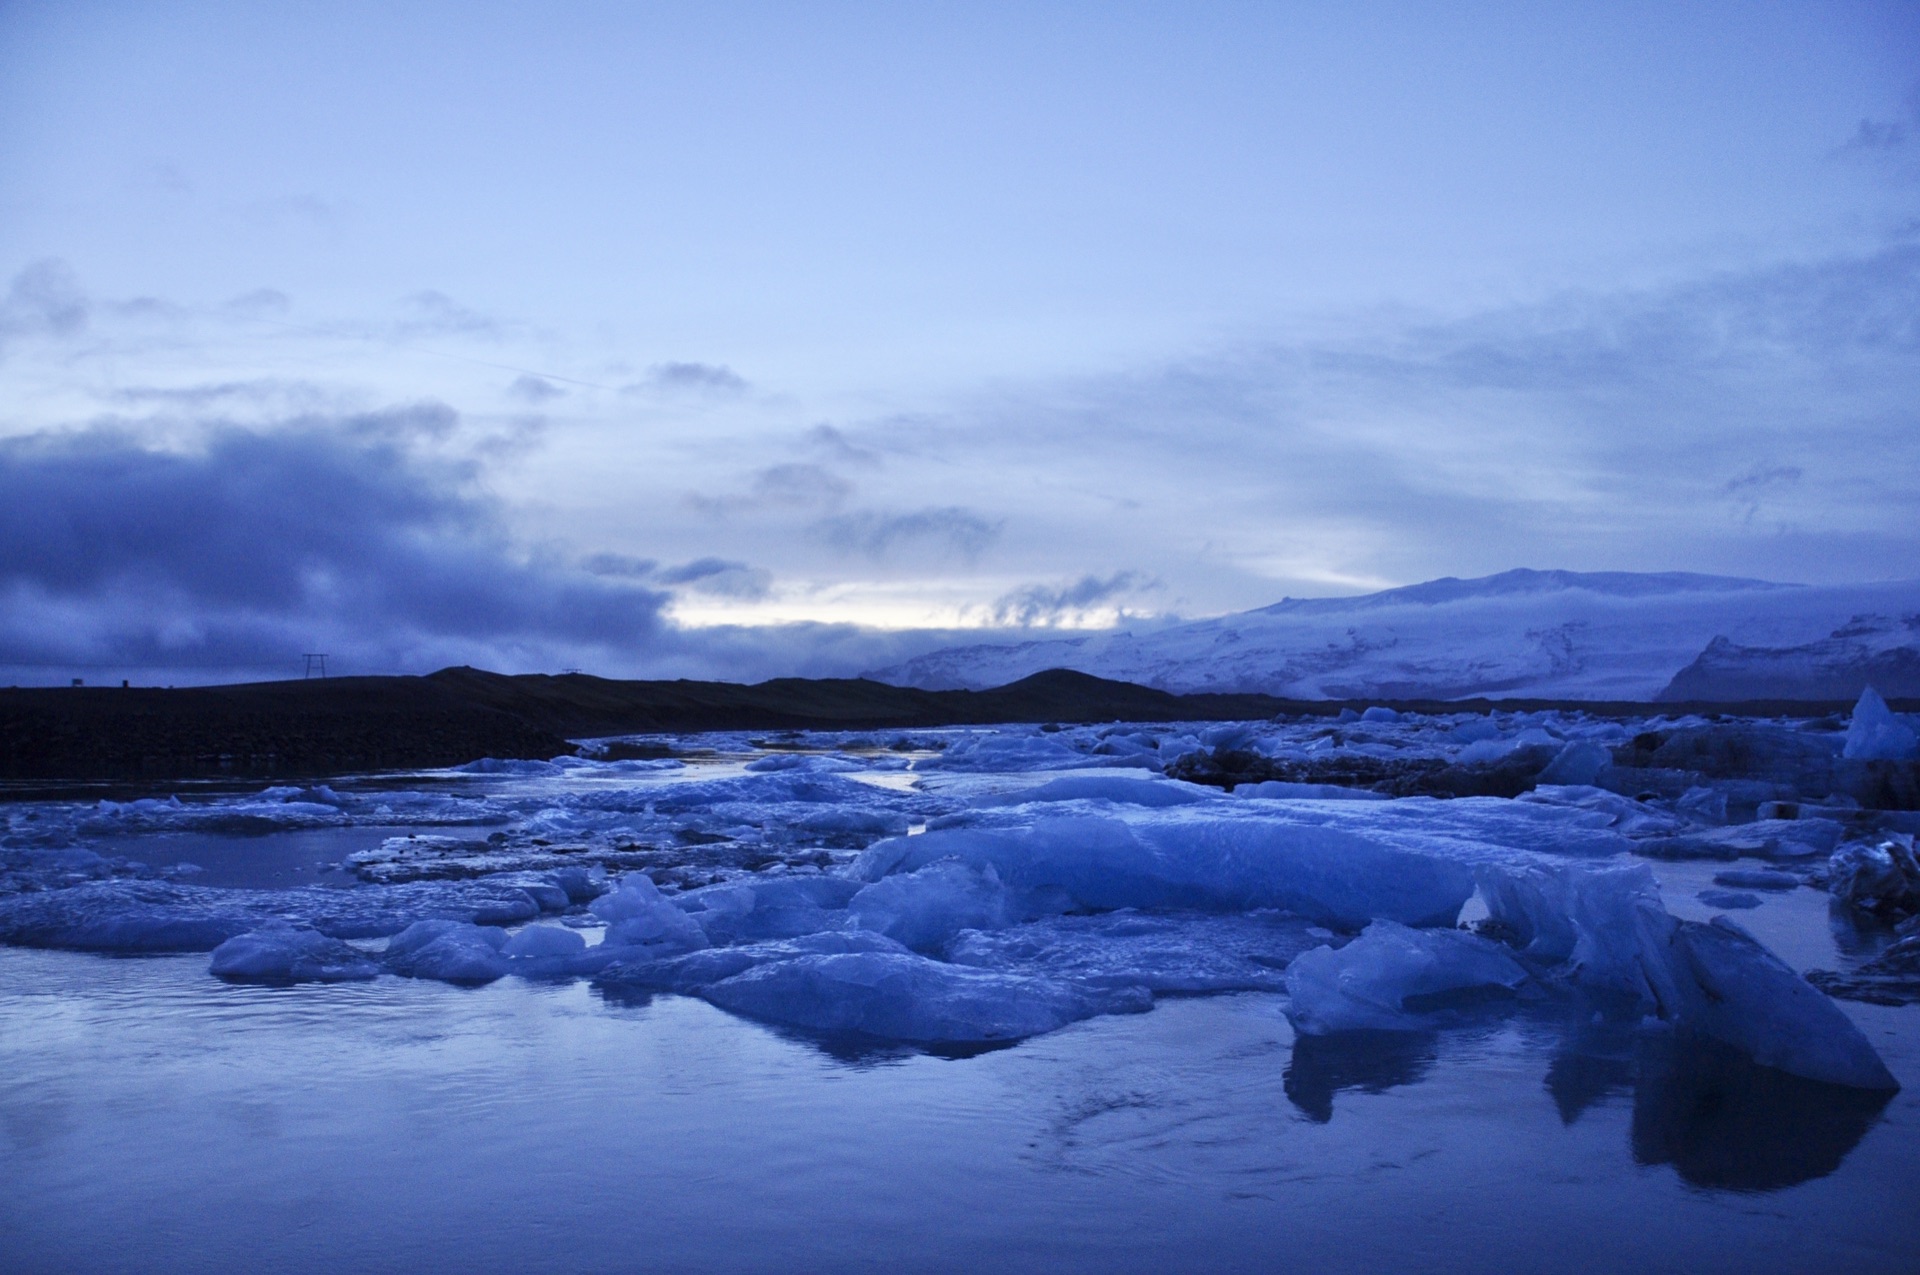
{"left": 1, "top": 1, "right": 1917, "bottom": 684}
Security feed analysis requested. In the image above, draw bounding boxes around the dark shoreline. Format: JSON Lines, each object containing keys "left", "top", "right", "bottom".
{"left": 1, "top": 664, "right": 1905, "bottom": 790}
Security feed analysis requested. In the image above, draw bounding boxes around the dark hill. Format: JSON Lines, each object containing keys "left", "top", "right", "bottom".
{"left": 2, "top": 665, "right": 1904, "bottom": 786}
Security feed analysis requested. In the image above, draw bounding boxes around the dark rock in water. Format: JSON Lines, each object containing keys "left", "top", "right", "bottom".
{"left": 1612, "top": 724, "right": 1840, "bottom": 787}
{"left": 1697, "top": 889, "right": 1763, "bottom": 910}
{"left": 1631, "top": 1030, "right": 1893, "bottom": 1191}
{"left": 586, "top": 739, "right": 680, "bottom": 761}
{"left": 1838, "top": 758, "right": 1920, "bottom": 811}
{"left": 1601, "top": 720, "right": 1920, "bottom": 811}
{"left": 1165, "top": 743, "right": 1557, "bottom": 800}
{"left": 1808, "top": 935, "right": 1920, "bottom": 1006}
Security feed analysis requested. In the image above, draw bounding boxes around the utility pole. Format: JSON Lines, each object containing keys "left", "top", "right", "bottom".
{"left": 302, "top": 654, "right": 329, "bottom": 679}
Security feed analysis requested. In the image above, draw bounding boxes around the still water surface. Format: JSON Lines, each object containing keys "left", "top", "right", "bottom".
{"left": 3, "top": 882, "right": 1917, "bottom": 1275}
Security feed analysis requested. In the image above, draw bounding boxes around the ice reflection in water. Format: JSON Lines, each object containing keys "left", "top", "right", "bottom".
{"left": 1629, "top": 1031, "right": 1896, "bottom": 1191}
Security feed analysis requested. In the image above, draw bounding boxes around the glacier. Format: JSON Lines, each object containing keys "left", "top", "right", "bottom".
{"left": 867, "top": 568, "right": 1920, "bottom": 701}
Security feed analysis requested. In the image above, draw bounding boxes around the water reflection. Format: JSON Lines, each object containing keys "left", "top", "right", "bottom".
{"left": 1288, "top": 1017, "right": 1890, "bottom": 1191}
{"left": 1630, "top": 1030, "right": 1894, "bottom": 1192}
{"left": 1282, "top": 1029, "right": 1439, "bottom": 1122}
{"left": 1544, "top": 1021, "right": 1637, "bottom": 1125}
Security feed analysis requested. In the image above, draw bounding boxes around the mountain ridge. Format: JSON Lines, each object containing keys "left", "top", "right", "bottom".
{"left": 871, "top": 570, "right": 1920, "bottom": 701}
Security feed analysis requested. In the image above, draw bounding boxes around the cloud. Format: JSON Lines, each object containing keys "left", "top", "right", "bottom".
{"left": 225, "top": 288, "right": 292, "bottom": 316}
{"left": 1, "top": 259, "right": 89, "bottom": 346}
{"left": 1718, "top": 463, "right": 1805, "bottom": 528}
{"left": 108, "top": 378, "right": 337, "bottom": 410}
{"left": 988, "top": 571, "right": 1156, "bottom": 626}
{"left": 815, "top": 506, "right": 1002, "bottom": 560}
{"left": 655, "top": 557, "right": 773, "bottom": 599}
{"left": 396, "top": 290, "right": 500, "bottom": 337}
{"left": 688, "top": 463, "right": 854, "bottom": 516}
{"left": 1719, "top": 465, "right": 1803, "bottom": 497}
{"left": 507, "top": 374, "right": 567, "bottom": 404}
{"left": 0, "top": 419, "right": 669, "bottom": 678}
{"left": 804, "top": 423, "right": 880, "bottom": 466}
{"left": 752, "top": 463, "right": 852, "bottom": 507}
{"left": 1846, "top": 119, "right": 1909, "bottom": 152}
{"left": 579, "top": 552, "right": 771, "bottom": 600}
{"left": 1837, "top": 86, "right": 1920, "bottom": 156}
{"left": 582, "top": 552, "right": 659, "bottom": 578}
{"left": 635, "top": 361, "right": 748, "bottom": 393}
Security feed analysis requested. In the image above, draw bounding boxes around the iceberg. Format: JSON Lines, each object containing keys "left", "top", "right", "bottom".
{"left": 383, "top": 920, "right": 511, "bottom": 984}
{"left": 700, "top": 949, "right": 1150, "bottom": 1044}
{"left": 1644, "top": 915, "right": 1899, "bottom": 1090}
{"left": 591, "top": 876, "right": 710, "bottom": 954}
{"left": 1843, "top": 686, "right": 1919, "bottom": 761}
{"left": 1283, "top": 920, "right": 1533, "bottom": 1035}
{"left": 209, "top": 922, "right": 381, "bottom": 983}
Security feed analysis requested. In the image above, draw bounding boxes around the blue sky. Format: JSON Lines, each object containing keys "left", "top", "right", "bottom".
{"left": 1, "top": 2, "right": 1916, "bottom": 681}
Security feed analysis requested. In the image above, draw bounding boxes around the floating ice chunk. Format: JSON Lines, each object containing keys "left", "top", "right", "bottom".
{"left": 1457, "top": 726, "right": 1558, "bottom": 765}
{"left": 1826, "top": 837, "right": 1920, "bottom": 918}
{"left": 498, "top": 923, "right": 606, "bottom": 977}
{"left": 1808, "top": 934, "right": 1920, "bottom": 1006}
{"left": 597, "top": 931, "right": 912, "bottom": 997}
{"left": 744, "top": 753, "right": 863, "bottom": 773}
{"left": 479, "top": 874, "right": 571, "bottom": 912}
{"left": 911, "top": 731, "right": 1134, "bottom": 773}
{"left": 1647, "top": 915, "right": 1899, "bottom": 1090}
{"left": 677, "top": 876, "right": 861, "bottom": 943}
{"left": 1674, "top": 786, "right": 1728, "bottom": 824}
{"left": 591, "top": 876, "right": 709, "bottom": 954}
{"left": 700, "top": 950, "right": 1149, "bottom": 1043}
{"left": 973, "top": 775, "right": 1214, "bottom": 809}
{"left": 1473, "top": 859, "right": 1666, "bottom": 1000}
{"left": 1843, "top": 687, "right": 1919, "bottom": 761}
{"left": 209, "top": 922, "right": 380, "bottom": 983}
{"left": 501, "top": 924, "right": 587, "bottom": 959}
{"left": 789, "top": 808, "right": 911, "bottom": 840}
{"left": 1696, "top": 889, "right": 1762, "bottom": 910}
{"left": 1092, "top": 729, "right": 1168, "bottom": 759}
{"left": 1360, "top": 706, "right": 1401, "bottom": 723}
{"left": 1283, "top": 920, "right": 1532, "bottom": 1035}
{"left": 452, "top": 757, "right": 568, "bottom": 775}
{"left": 0, "top": 881, "right": 258, "bottom": 952}
{"left": 1537, "top": 741, "right": 1613, "bottom": 787}
{"left": 1517, "top": 785, "right": 1682, "bottom": 837}
{"left": 1234, "top": 780, "right": 1389, "bottom": 802}
{"left": 470, "top": 888, "right": 543, "bottom": 925}
{"left": 383, "top": 920, "right": 511, "bottom": 984}
{"left": 1636, "top": 819, "right": 1843, "bottom": 862}
{"left": 946, "top": 909, "right": 1320, "bottom": 994}
{"left": 848, "top": 860, "right": 1024, "bottom": 952}
{"left": 850, "top": 813, "right": 1476, "bottom": 930}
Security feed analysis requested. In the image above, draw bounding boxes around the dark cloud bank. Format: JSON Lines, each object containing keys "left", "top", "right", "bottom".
{"left": 0, "top": 414, "right": 993, "bottom": 685}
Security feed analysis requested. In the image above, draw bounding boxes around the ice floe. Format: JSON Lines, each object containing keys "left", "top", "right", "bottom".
{"left": 1, "top": 710, "right": 1910, "bottom": 1088}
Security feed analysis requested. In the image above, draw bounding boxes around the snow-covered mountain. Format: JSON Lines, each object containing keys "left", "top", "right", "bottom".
{"left": 869, "top": 569, "right": 1920, "bottom": 701}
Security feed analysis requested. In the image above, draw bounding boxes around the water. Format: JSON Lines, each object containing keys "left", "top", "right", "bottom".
{"left": 3, "top": 894, "right": 1917, "bottom": 1274}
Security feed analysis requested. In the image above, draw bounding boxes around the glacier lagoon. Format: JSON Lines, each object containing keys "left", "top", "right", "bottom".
{"left": 4, "top": 709, "right": 1919, "bottom": 1272}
